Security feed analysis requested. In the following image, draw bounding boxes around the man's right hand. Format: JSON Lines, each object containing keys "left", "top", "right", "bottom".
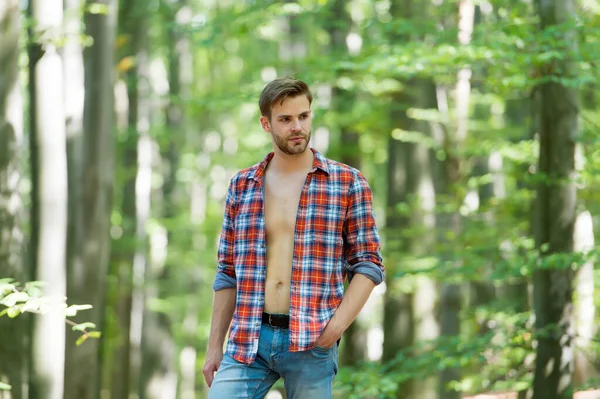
{"left": 202, "top": 348, "right": 224, "bottom": 387}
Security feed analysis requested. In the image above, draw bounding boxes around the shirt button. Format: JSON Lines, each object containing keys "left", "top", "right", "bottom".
{"left": 259, "top": 243, "right": 265, "bottom": 249}
{"left": 255, "top": 322, "right": 259, "bottom": 327}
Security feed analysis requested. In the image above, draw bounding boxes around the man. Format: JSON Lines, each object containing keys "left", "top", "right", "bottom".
{"left": 203, "top": 76, "right": 385, "bottom": 398}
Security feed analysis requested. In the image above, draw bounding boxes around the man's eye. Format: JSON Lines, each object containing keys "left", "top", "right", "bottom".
{"left": 300, "top": 114, "right": 307, "bottom": 119}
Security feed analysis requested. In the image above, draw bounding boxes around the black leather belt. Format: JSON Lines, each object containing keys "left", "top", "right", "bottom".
{"left": 262, "top": 312, "right": 290, "bottom": 328}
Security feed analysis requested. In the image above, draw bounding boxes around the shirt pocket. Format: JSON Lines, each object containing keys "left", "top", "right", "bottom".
{"left": 233, "top": 204, "right": 262, "bottom": 258}
{"left": 311, "top": 230, "right": 343, "bottom": 268}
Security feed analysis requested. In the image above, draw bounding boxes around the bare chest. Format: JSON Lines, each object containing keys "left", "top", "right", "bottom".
{"left": 263, "top": 173, "right": 306, "bottom": 236}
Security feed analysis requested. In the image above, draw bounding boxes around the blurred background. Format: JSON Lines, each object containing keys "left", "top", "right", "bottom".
{"left": 1, "top": 0, "right": 599, "bottom": 398}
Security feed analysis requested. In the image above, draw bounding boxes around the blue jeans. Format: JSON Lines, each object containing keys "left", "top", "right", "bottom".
{"left": 208, "top": 323, "right": 339, "bottom": 399}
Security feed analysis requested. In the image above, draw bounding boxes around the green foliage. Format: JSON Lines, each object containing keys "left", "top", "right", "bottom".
{"left": 0, "top": 279, "right": 101, "bottom": 346}
{"left": 167, "top": 2, "right": 600, "bottom": 396}
{"left": 335, "top": 323, "right": 532, "bottom": 397}
{"left": 16, "top": 0, "right": 599, "bottom": 396}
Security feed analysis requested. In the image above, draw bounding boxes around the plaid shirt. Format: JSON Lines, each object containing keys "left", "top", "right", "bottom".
{"left": 215, "top": 149, "right": 384, "bottom": 365}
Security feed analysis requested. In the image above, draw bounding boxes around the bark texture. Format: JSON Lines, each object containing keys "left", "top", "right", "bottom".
{"left": 63, "top": 1, "right": 117, "bottom": 399}
{"left": 532, "top": 1, "right": 579, "bottom": 398}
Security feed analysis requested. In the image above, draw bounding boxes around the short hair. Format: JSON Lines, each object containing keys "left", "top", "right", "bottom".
{"left": 259, "top": 76, "right": 313, "bottom": 120}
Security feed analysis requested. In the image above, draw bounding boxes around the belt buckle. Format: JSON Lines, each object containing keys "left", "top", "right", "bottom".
{"left": 269, "top": 313, "right": 274, "bottom": 326}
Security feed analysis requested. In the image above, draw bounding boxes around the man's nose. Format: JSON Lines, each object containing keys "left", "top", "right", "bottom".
{"left": 290, "top": 119, "right": 302, "bottom": 132}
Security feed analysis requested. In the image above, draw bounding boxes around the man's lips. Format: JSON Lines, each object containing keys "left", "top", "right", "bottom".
{"left": 289, "top": 136, "right": 305, "bottom": 142}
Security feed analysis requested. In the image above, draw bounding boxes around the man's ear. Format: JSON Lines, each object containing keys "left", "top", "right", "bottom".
{"left": 260, "top": 116, "right": 271, "bottom": 132}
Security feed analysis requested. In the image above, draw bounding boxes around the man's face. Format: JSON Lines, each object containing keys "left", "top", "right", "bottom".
{"left": 260, "top": 95, "right": 312, "bottom": 156}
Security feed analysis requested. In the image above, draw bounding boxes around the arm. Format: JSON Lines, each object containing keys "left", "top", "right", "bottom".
{"left": 315, "top": 171, "right": 385, "bottom": 348}
{"left": 203, "top": 179, "right": 238, "bottom": 386}
{"left": 343, "top": 171, "right": 385, "bottom": 282}
{"left": 213, "top": 178, "right": 238, "bottom": 286}
{"left": 203, "top": 288, "right": 236, "bottom": 387}
{"left": 314, "top": 274, "right": 375, "bottom": 348}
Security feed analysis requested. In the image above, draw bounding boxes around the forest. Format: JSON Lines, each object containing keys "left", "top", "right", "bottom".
{"left": 1, "top": 0, "right": 599, "bottom": 398}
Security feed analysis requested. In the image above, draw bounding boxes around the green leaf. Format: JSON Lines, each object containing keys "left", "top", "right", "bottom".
{"left": 76, "top": 335, "right": 88, "bottom": 346}
{"left": 72, "top": 322, "right": 97, "bottom": 332}
{"left": 7, "top": 307, "right": 20, "bottom": 318}
{"left": 20, "top": 298, "right": 41, "bottom": 313}
{"left": 0, "top": 281, "right": 15, "bottom": 296}
{"left": 0, "top": 382, "right": 11, "bottom": 390}
{"left": 0, "top": 292, "right": 29, "bottom": 307}
{"left": 65, "top": 304, "right": 93, "bottom": 317}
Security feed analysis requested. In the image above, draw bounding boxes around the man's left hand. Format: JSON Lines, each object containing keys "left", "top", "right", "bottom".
{"left": 314, "top": 321, "right": 343, "bottom": 348}
{"left": 314, "top": 336, "right": 336, "bottom": 349}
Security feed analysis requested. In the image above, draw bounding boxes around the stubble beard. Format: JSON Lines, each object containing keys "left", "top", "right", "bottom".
{"left": 272, "top": 130, "right": 312, "bottom": 156}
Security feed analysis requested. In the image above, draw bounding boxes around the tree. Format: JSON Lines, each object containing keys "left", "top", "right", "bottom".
{"left": 106, "top": 0, "right": 152, "bottom": 397}
{"left": 137, "top": 2, "right": 190, "bottom": 398}
{"left": 438, "top": 2, "right": 475, "bottom": 398}
{"left": 328, "top": 0, "right": 369, "bottom": 367}
{"left": 63, "top": 1, "right": 117, "bottom": 398}
{"left": 532, "top": 0, "right": 579, "bottom": 397}
{"left": 382, "top": 1, "right": 440, "bottom": 398}
{"left": 573, "top": 211, "right": 596, "bottom": 386}
{"left": 0, "top": 1, "right": 27, "bottom": 397}
{"left": 28, "top": 1, "right": 68, "bottom": 398}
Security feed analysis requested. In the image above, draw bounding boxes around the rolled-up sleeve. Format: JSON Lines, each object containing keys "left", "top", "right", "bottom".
{"left": 343, "top": 171, "right": 385, "bottom": 284}
{"left": 212, "top": 178, "right": 237, "bottom": 291}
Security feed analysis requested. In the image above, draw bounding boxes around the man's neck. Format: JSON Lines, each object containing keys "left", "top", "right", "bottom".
{"left": 269, "top": 148, "right": 314, "bottom": 175}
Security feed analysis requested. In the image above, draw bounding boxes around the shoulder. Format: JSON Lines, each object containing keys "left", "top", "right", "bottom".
{"left": 231, "top": 165, "right": 256, "bottom": 182}
{"left": 322, "top": 157, "right": 366, "bottom": 185}
{"left": 227, "top": 157, "right": 264, "bottom": 192}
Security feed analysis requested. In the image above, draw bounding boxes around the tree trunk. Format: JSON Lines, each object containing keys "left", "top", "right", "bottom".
{"left": 106, "top": 1, "right": 151, "bottom": 397}
{"left": 382, "top": 82, "right": 412, "bottom": 396}
{"left": 327, "top": 0, "right": 369, "bottom": 367}
{"left": 107, "top": 134, "right": 136, "bottom": 399}
{"left": 532, "top": 1, "right": 579, "bottom": 398}
{"left": 0, "top": 2, "right": 28, "bottom": 398}
{"left": 28, "top": 1, "right": 68, "bottom": 398}
{"left": 409, "top": 81, "right": 439, "bottom": 399}
{"left": 469, "top": 151, "right": 500, "bottom": 336}
{"left": 383, "top": 2, "right": 439, "bottom": 399}
{"left": 438, "top": 2, "right": 474, "bottom": 398}
{"left": 123, "top": 1, "right": 152, "bottom": 397}
{"left": 496, "top": 97, "right": 530, "bottom": 316}
{"left": 138, "top": 3, "right": 185, "bottom": 398}
{"left": 63, "top": 1, "right": 117, "bottom": 399}
{"left": 467, "top": 4, "right": 499, "bottom": 337}
{"left": 573, "top": 211, "right": 595, "bottom": 386}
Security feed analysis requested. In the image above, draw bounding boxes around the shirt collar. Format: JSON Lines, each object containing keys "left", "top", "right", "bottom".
{"left": 249, "top": 148, "right": 330, "bottom": 181}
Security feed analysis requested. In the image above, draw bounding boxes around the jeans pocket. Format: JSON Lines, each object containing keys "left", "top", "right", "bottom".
{"left": 312, "top": 345, "right": 332, "bottom": 356}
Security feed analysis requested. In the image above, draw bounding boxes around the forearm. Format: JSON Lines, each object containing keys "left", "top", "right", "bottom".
{"left": 318, "top": 274, "right": 376, "bottom": 344}
{"left": 207, "top": 288, "right": 236, "bottom": 350}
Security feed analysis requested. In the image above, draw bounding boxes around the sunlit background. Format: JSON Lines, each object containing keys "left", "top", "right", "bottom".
{"left": 1, "top": 1, "right": 600, "bottom": 399}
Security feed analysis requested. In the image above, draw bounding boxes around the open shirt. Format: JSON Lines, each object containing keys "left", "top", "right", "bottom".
{"left": 213, "top": 149, "right": 385, "bottom": 365}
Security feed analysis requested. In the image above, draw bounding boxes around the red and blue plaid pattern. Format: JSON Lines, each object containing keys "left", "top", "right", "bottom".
{"left": 217, "top": 149, "right": 384, "bottom": 365}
